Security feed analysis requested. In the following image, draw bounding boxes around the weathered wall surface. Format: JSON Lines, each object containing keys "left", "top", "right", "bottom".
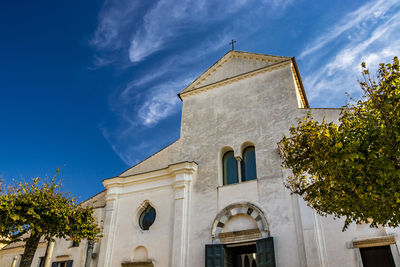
{"left": 195, "top": 56, "right": 280, "bottom": 88}
{"left": 181, "top": 64, "right": 306, "bottom": 267}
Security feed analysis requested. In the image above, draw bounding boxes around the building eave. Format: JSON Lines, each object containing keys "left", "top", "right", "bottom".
{"left": 178, "top": 50, "right": 292, "bottom": 99}
{"left": 179, "top": 59, "right": 292, "bottom": 100}
{"left": 291, "top": 57, "right": 310, "bottom": 108}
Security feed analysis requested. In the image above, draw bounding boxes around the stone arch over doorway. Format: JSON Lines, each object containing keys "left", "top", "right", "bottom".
{"left": 211, "top": 202, "right": 269, "bottom": 244}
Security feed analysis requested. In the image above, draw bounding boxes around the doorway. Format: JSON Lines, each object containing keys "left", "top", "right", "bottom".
{"left": 225, "top": 243, "right": 257, "bottom": 267}
{"left": 206, "top": 237, "right": 275, "bottom": 267}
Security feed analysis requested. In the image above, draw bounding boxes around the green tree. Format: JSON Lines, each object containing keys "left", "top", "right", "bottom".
{"left": 0, "top": 171, "right": 102, "bottom": 267}
{"left": 280, "top": 57, "right": 400, "bottom": 230}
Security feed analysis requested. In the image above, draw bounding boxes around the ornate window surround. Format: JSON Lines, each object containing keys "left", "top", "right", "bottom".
{"left": 135, "top": 200, "right": 156, "bottom": 231}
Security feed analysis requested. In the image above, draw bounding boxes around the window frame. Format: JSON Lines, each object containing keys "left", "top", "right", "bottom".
{"left": 221, "top": 144, "right": 257, "bottom": 187}
{"left": 139, "top": 204, "right": 156, "bottom": 231}
{"left": 241, "top": 146, "right": 257, "bottom": 182}
{"left": 222, "top": 150, "right": 239, "bottom": 185}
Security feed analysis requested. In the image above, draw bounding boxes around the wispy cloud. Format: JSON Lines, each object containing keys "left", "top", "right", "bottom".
{"left": 127, "top": 0, "right": 249, "bottom": 63}
{"left": 299, "top": 0, "right": 398, "bottom": 60}
{"left": 90, "top": 0, "right": 141, "bottom": 51}
{"left": 91, "top": 0, "right": 295, "bottom": 165}
{"left": 137, "top": 79, "right": 188, "bottom": 126}
{"left": 116, "top": 35, "right": 230, "bottom": 126}
{"left": 300, "top": 0, "right": 400, "bottom": 107}
{"left": 91, "top": 0, "right": 293, "bottom": 65}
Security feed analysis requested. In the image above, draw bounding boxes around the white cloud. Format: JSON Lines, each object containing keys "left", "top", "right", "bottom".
{"left": 300, "top": 0, "right": 400, "bottom": 107}
{"left": 137, "top": 80, "right": 187, "bottom": 126}
{"left": 92, "top": 0, "right": 293, "bottom": 64}
{"left": 90, "top": 0, "right": 141, "bottom": 51}
{"left": 127, "top": 0, "right": 249, "bottom": 63}
{"left": 299, "top": 0, "right": 399, "bottom": 59}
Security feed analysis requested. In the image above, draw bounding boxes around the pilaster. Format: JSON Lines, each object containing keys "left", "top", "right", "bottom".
{"left": 97, "top": 187, "right": 121, "bottom": 267}
{"left": 171, "top": 171, "right": 194, "bottom": 267}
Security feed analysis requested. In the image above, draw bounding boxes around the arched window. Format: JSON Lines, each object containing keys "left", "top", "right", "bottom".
{"left": 241, "top": 146, "right": 257, "bottom": 182}
{"left": 223, "top": 151, "right": 238, "bottom": 185}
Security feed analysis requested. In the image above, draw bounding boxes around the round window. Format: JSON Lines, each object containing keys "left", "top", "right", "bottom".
{"left": 139, "top": 205, "right": 156, "bottom": 230}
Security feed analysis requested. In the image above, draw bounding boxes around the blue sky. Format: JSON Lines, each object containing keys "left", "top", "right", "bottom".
{"left": 1, "top": 0, "right": 399, "bottom": 200}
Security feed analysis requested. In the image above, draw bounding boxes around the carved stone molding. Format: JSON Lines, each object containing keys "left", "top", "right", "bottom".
{"left": 352, "top": 235, "right": 396, "bottom": 248}
{"left": 291, "top": 64, "right": 307, "bottom": 107}
{"left": 218, "top": 228, "right": 262, "bottom": 244}
{"left": 55, "top": 255, "right": 72, "bottom": 261}
{"left": 211, "top": 202, "right": 269, "bottom": 243}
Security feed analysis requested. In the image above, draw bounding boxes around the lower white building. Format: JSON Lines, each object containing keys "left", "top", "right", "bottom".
{"left": 1, "top": 50, "right": 399, "bottom": 267}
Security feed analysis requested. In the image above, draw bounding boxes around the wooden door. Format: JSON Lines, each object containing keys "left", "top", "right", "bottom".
{"left": 205, "top": 244, "right": 225, "bottom": 267}
{"left": 256, "top": 237, "right": 276, "bottom": 267}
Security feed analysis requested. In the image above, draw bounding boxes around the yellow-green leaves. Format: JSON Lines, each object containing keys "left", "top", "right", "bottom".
{"left": 0, "top": 172, "right": 102, "bottom": 264}
{"left": 280, "top": 57, "right": 400, "bottom": 230}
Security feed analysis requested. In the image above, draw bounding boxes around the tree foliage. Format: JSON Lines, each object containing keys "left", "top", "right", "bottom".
{"left": 0, "top": 170, "right": 102, "bottom": 267}
{"left": 280, "top": 57, "right": 400, "bottom": 230}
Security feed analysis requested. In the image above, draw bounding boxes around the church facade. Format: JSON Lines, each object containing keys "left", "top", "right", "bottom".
{"left": 1, "top": 51, "right": 400, "bottom": 267}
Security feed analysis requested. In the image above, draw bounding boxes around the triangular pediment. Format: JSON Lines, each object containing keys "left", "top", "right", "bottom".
{"left": 179, "top": 51, "right": 291, "bottom": 96}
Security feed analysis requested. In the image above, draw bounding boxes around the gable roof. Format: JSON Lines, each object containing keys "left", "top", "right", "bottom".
{"left": 178, "top": 50, "right": 309, "bottom": 108}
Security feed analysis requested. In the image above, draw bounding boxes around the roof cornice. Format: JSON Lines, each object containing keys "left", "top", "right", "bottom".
{"left": 103, "top": 161, "right": 198, "bottom": 187}
{"left": 179, "top": 59, "right": 292, "bottom": 100}
{"left": 179, "top": 50, "right": 291, "bottom": 98}
{"left": 291, "top": 57, "right": 309, "bottom": 108}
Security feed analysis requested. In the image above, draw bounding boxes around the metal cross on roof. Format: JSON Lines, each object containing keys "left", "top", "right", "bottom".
{"left": 229, "top": 39, "right": 236, "bottom": 50}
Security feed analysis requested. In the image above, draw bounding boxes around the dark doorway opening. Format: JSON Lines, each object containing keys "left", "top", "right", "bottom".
{"left": 206, "top": 237, "right": 275, "bottom": 267}
{"left": 360, "top": 246, "right": 395, "bottom": 267}
{"left": 225, "top": 244, "right": 257, "bottom": 267}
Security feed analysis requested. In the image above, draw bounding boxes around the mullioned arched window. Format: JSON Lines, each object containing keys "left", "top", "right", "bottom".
{"left": 241, "top": 146, "right": 257, "bottom": 182}
{"left": 223, "top": 151, "right": 238, "bottom": 185}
